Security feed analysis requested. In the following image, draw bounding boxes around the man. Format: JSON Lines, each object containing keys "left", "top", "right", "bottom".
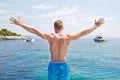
{"left": 9, "top": 17, "right": 105, "bottom": 80}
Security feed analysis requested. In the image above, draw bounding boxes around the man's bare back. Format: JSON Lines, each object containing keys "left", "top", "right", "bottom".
{"left": 49, "top": 33, "right": 71, "bottom": 62}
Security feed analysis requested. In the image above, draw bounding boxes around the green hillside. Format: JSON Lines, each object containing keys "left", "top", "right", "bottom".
{"left": 0, "top": 28, "right": 21, "bottom": 36}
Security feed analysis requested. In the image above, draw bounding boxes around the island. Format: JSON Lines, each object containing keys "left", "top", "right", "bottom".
{"left": 0, "top": 28, "right": 28, "bottom": 40}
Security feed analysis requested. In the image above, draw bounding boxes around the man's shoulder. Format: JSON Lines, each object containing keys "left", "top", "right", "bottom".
{"left": 65, "top": 34, "right": 72, "bottom": 37}
{"left": 45, "top": 32, "right": 53, "bottom": 35}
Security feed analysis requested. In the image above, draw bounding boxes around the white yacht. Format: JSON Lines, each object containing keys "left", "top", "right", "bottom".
{"left": 93, "top": 35, "right": 106, "bottom": 42}
{"left": 24, "top": 37, "right": 35, "bottom": 42}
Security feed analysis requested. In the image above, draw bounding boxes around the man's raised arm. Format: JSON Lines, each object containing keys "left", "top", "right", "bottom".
{"left": 69, "top": 18, "right": 105, "bottom": 40}
{"left": 9, "top": 17, "right": 51, "bottom": 40}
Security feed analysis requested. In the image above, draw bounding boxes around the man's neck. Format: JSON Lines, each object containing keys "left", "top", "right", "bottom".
{"left": 55, "top": 30, "right": 63, "bottom": 34}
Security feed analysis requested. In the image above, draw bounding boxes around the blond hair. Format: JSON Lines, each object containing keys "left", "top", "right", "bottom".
{"left": 54, "top": 20, "right": 63, "bottom": 30}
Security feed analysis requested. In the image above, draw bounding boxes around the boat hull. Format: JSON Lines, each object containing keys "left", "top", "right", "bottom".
{"left": 94, "top": 38, "right": 106, "bottom": 42}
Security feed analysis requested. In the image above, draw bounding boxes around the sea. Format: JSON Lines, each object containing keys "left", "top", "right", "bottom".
{"left": 0, "top": 38, "right": 120, "bottom": 80}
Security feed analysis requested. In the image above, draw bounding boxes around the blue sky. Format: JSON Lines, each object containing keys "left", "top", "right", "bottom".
{"left": 0, "top": 0, "right": 120, "bottom": 38}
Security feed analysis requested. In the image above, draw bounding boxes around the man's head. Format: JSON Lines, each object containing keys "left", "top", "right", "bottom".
{"left": 54, "top": 20, "right": 63, "bottom": 33}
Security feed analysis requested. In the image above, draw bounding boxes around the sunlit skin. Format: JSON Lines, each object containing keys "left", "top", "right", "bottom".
{"left": 9, "top": 17, "right": 105, "bottom": 62}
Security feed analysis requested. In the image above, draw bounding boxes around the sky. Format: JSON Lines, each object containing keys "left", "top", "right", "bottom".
{"left": 0, "top": 0, "right": 120, "bottom": 38}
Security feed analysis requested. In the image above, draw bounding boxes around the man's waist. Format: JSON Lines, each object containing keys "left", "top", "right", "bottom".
{"left": 51, "top": 56, "right": 66, "bottom": 62}
{"left": 50, "top": 61, "right": 67, "bottom": 63}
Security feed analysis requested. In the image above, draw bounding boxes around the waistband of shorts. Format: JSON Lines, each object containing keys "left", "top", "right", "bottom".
{"left": 49, "top": 61, "right": 67, "bottom": 63}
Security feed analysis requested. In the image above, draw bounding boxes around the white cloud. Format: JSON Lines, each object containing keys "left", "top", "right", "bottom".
{"left": 29, "top": 6, "right": 78, "bottom": 18}
{"left": 64, "top": 16, "right": 82, "bottom": 27}
{"left": 105, "top": 17, "right": 114, "bottom": 21}
{"left": 0, "top": 3, "right": 5, "bottom": 6}
{"left": 32, "top": 4, "right": 54, "bottom": 10}
{"left": 82, "top": 16, "right": 96, "bottom": 22}
{"left": 91, "top": 0, "right": 112, "bottom": 3}
{"left": 98, "top": 0, "right": 108, "bottom": 2}
{"left": 10, "top": 11, "right": 25, "bottom": 16}
{"left": 82, "top": 16, "right": 114, "bottom": 22}
{"left": 0, "top": 10, "right": 27, "bottom": 20}
{"left": 0, "top": 3, "right": 8, "bottom": 14}
{"left": 0, "top": 9, "right": 7, "bottom": 14}
{"left": 66, "top": 0, "right": 71, "bottom": 3}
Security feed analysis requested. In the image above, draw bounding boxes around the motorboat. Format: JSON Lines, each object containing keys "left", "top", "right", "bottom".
{"left": 93, "top": 35, "right": 106, "bottom": 42}
{"left": 24, "top": 37, "right": 35, "bottom": 42}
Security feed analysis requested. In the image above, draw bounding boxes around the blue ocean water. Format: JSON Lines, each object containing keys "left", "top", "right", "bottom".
{"left": 0, "top": 38, "right": 120, "bottom": 80}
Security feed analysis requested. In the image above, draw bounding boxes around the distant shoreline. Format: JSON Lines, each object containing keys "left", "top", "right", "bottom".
{"left": 0, "top": 36, "right": 29, "bottom": 40}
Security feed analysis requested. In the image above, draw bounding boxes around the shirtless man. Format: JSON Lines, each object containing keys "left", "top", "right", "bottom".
{"left": 9, "top": 17, "right": 105, "bottom": 80}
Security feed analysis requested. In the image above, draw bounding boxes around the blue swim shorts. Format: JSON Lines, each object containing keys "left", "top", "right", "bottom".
{"left": 48, "top": 62, "right": 70, "bottom": 80}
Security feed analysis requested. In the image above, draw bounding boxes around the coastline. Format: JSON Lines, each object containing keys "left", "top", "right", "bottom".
{"left": 0, "top": 36, "right": 28, "bottom": 40}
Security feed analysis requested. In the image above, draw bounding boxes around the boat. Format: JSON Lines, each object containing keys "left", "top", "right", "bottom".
{"left": 24, "top": 37, "right": 35, "bottom": 42}
{"left": 93, "top": 35, "right": 106, "bottom": 42}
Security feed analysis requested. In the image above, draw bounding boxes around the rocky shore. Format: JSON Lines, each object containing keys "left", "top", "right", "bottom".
{"left": 0, "top": 36, "right": 28, "bottom": 40}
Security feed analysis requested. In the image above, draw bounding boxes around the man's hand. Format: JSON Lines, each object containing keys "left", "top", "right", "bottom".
{"left": 94, "top": 18, "right": 105, "bottom": 27}
{"left": 9, "top": 17, "right": 22, "bottom": 26}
